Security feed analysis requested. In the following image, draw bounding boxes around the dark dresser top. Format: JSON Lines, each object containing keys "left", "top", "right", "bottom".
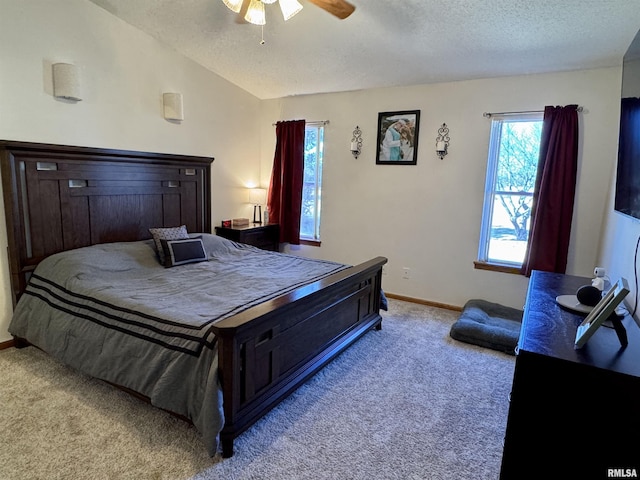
{"left": 520, "top": 270, "right": 640, "bottom": 378}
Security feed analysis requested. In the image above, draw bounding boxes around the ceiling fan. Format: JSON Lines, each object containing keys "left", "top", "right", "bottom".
{"left": 305, "top": 0, "right": 355, "bottom": 19}
{"left": 222, "top": 0, "right": 355, "bottom": 26}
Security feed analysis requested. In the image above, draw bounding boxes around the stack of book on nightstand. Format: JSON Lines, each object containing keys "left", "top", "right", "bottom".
{"left": 232, "top": 218, "right": 250, "bottom": 227}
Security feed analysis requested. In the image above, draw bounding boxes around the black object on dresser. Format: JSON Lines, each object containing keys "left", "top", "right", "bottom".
{"left": 500, "top": 270, "right": 640, "bottom": 479}
{"left": 215, "top": 223, "right": 280, "bottom": 251}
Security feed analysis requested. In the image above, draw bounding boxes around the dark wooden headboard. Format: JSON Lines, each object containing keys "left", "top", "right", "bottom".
{"left": 1, "top": 141, "right": 213, "bottom": 306}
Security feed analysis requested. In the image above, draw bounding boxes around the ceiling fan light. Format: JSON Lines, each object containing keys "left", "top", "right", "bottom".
{"left": 244, "top": 0, "right": 266, "bottom": 25}
{"left": 261, "top": 0, "right": 277, "bottom": 4}
{"left": 221, "top": 0, "right": 244, "bottom": 13}
{"left": 279, "top": 0, "right": 303, "bottom": 21}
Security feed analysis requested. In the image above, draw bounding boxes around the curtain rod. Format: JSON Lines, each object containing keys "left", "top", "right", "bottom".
{"left": 272, "top": 120, "right": 330, "bottom": 126}
{"left": 483, "top": 106, "right": 583, "bottom": 118}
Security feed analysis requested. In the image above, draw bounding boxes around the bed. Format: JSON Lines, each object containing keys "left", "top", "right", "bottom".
{"left": 0, "top": 141, "right": 387, "bottom": 457}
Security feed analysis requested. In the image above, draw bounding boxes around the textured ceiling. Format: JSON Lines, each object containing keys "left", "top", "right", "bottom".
{"left": 88, "top": 0, "right": 640, "bottom": 100}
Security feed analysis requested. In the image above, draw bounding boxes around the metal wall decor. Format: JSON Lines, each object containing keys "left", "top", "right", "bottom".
{"left": 351, "top": 125, "right": 362, "bottom": 158}
{"left": 436, "top": 123, "right": 450, "bottom": 160}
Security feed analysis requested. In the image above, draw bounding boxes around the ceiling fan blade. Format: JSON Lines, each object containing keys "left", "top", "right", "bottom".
{"left": 306, "top": 0, "right": 355, "bottom": 19}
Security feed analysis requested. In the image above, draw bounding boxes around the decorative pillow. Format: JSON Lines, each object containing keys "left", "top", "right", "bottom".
{"left": 149, "top": 225, "right": 189, "bottom": 264}
{"left": 160, "top": 237, "right": 207, "bottom": 267}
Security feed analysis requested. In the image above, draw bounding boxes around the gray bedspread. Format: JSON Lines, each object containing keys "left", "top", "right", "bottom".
{"left": 9, "top": 234, "right": 348, "bottom": 455}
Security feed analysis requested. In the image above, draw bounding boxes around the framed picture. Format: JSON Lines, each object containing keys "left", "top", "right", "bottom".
{"left": 574, "top": 278, "right": 629, "bottom": 349}
{"left": 376, "top": 110, "right": 420, "bottom": 165}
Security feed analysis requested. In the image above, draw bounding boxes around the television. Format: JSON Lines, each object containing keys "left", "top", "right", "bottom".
{"left": 614, "top": 29, "right": 640, "bottom": 219}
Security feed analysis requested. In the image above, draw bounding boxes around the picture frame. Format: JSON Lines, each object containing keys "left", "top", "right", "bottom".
{"left": 376, "top": 110, "right": 420, "bottom": 165}
{"left": 574, "top": 278, "right": 630, "bottom": 349}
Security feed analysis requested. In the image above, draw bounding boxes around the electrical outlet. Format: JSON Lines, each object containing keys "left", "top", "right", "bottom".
{"left": 382, "top": 265, "right": 387, "bottom": 275}
{"left": 402, "top": 267, "right": 410, "bottom": 279}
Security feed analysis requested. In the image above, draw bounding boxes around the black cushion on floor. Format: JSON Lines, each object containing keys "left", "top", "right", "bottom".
{"left": 449, "top": 299, "right": 523, "bottom": 355}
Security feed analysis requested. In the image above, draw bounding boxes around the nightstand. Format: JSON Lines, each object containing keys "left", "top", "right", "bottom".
{"left": 215, "top": 223, "right": 280, "bottom": 251}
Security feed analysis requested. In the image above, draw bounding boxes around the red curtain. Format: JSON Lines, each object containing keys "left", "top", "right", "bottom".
{"left": 267, "top": 120, "right": 306, "bottom": 245}
{"left": 521, "top": 105, "right": 579, "bottom": 277}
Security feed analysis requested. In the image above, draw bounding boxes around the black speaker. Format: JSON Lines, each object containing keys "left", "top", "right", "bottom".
{"left": 576, "top": 285, "right": 602, "bottom": 307}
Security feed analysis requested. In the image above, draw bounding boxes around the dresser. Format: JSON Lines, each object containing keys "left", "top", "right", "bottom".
{"left": 215, "top": 223, "right": 280, "bottom": 251}
{"left": 500, "top": 271, "right": 640, "bottom": 479}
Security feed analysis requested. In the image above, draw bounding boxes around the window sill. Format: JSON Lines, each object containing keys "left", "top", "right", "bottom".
{"left": 473, "top": 260, "right": 522, "bottom": 275}
{"left": 300, "top": 239, "right": 321, "bottom": 247}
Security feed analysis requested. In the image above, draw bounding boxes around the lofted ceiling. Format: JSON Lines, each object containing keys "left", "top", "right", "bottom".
{"left": 88, "top": 0, "right": 640, "bottom": 100}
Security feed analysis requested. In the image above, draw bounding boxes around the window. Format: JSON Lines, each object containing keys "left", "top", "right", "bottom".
{"left": 478, "top": 114, "right": 543, "bottom": 268}
{"left": 300, "top": 123, "right": 324, "bottom": 242}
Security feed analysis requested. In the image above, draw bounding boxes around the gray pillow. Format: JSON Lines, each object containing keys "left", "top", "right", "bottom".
{"left": 149, "top": 225, "right": 189, "bottom": 264}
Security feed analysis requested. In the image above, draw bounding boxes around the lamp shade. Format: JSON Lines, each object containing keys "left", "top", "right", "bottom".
{"left": 52, "top": 63, "right": 82, "bottom": 101}
{"left": 163, "top": 92, "right": 184, "bottom": 121}
{"left": 249, "top": 188, "right": 267, "bottom": 205}
{"left": 244, "top": 0, "right": 266, "bottom": 25}
{"left": 279, "top": 0, "right": 303, "bottom": 20}
{"left": 221, "top": 0, "right": 244, "bottom": 12}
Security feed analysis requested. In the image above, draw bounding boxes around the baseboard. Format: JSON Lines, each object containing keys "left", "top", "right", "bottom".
{"left": 0, "top": 338, "right": 15, "bottom": 350}
{"left": 385, "top": 292, "right": 462, "bottom": 312}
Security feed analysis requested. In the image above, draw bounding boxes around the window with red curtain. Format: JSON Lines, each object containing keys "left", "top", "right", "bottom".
{"left": 521, "top": 105, "right": 580, "bottom": 276}
{"left": 477, "top": 113, "right": 543, "bottom": 268}
{"left": 266, "top": 120, "right": 306, "bottom": 245}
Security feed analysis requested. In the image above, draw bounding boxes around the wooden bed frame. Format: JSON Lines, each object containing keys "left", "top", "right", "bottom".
{"left": 0, "top": 141, "right": 387, "bottom": 457}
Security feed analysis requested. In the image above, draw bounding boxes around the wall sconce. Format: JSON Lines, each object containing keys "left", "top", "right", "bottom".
{"left": 249, "top": 188, "right": 267, "bottom": 224}
{"left": 52, "top": 63, "right": 82, "bottom": 101}
{"left": 163, "top": 92, "right": 184, "bottom": 121}
{"left": 436, "top": 123, "right": 450, "bottom": 160}
{"left": 351, "top": 126, "right": 362, "bottom": 158}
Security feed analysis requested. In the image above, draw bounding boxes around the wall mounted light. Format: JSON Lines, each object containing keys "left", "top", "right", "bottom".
{"left": 52, "top": 63, "right": 82, "bottom": 101}
{"left": 351, "top": 125, "right": 362, "bottom": 159}
{"left": 163, "top": 92, "right": 184, "bottom": 121}
{"left": 249, "top": 187, "right": 267, "bottom": 224}
{"left": 436, "top": 123, "right": 450, "bottom": 160}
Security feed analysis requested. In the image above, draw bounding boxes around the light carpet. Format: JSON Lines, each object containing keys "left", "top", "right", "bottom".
{"left": 0, "top": 299, "right": 515, "bottom": 480}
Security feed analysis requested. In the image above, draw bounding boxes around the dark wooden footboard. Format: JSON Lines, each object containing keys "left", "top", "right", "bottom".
{"left": 212, "top": 256, "right": 387, "bottom": 457}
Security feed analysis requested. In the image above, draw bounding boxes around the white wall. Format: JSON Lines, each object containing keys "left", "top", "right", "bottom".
{"left": 600, "top": 211, "right": 640, "bottom": 322}
{"left": 260, "top": 67, "right": 622, "bottom": 311}
{"left": 0, "top": 0, "right": 263, "bottom": 342}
